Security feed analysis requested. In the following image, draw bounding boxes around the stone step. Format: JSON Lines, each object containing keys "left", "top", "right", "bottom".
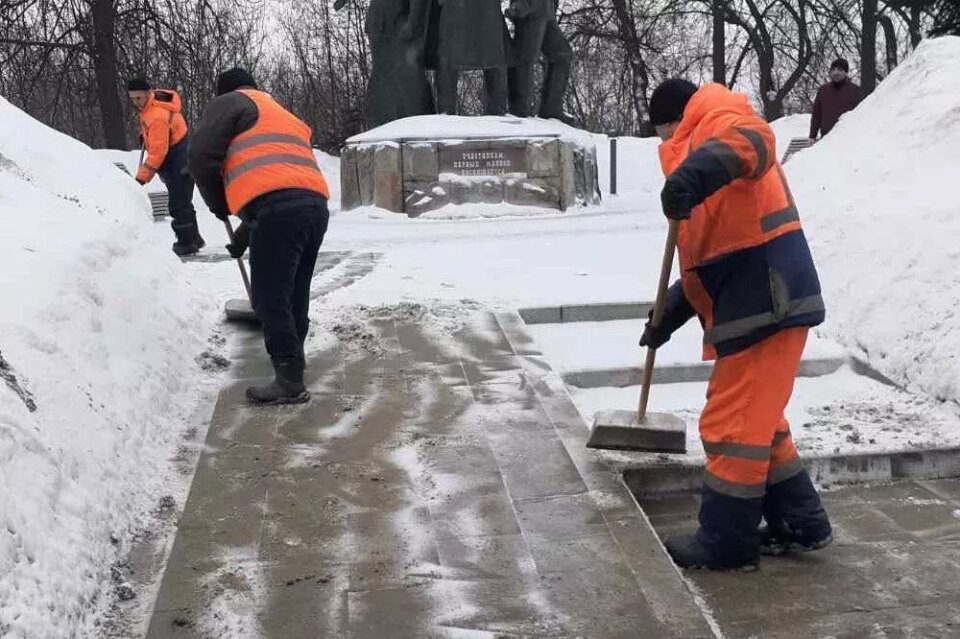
{"left": 562, "top": 356, "right": 845, "bottom": 389}
{"left": 519, "top": 301, "right": 654, "bottom": 325}
{"left": 623, "top": 447, "right": 960, "bottom": 498}
{"left": 149, "top": 191, "right": 169, "bottom": 217}
{"left": 528, "top": 318, "right": 847, "bottom": 383}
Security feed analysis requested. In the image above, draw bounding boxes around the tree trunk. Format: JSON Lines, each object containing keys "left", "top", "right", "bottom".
{"left": 611, "top": 0, "right": 651, "bottom": 133}
{"left": 91, "top": 0, "right": 126, "bottom": 149}
{"left": 712, "top": 0, "right": 726, "bottom": 85}
{"left": 861, "top": 0, "right": 878, "bottom": 94}
{"left": 909, "top": 6, "right": 923, "bottom": 47}
{"left": 758, "top": 49, "right": 782, "bottom": 120}
{"left": 879, "top": 14, "right": 898, "bottom": 74}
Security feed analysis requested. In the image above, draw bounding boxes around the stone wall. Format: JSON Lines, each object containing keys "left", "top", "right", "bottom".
{"left": 341, "top": 136, "right": 600, "bottom": 216}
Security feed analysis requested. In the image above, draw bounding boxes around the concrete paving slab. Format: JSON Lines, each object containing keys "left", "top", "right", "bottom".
{"left": 145, "top": 309, "right": 716, "bottom": 638}
{"left": 639, "top": 479, "right": 960, "bottom": 638}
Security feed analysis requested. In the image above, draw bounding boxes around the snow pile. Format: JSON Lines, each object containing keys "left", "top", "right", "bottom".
{"left": 788, "top": 36, "right": 960, "bottom": 402}
{"left": 0, "top": 97, "right": 220, "bottom": 636}
{"left": 95, "top": 148, "right": 342, "bottom": 209}
{"left": 347, "top": 114, "right": 596, "bottom": 147}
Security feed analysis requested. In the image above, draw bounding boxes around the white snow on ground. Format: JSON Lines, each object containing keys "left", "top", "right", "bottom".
{"left": 571, "top": 366, "right": 960, "bottom": 461}
{"left": 347, "top": 114, "right": 597, "bottom": 146}
{"left": 6, "top": 34, "right": 960, "bottom": 636}
{"left": 0, "top": 98, "right": 222, "bottom": 637}
{"left": 788, "top": 36, "right": 960, "bottom": 404}
{"left": 529, "top": 320, "right": 846, "bottom": 370}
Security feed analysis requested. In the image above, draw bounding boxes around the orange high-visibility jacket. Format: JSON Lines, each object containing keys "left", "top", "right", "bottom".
{"left": 222, "top": 90, "right": 329, "bottom": 215}
{"left": 657, "top": 83, "right": 824, "bottom": 359}
{"left": 136, "top": 89, "right": 188, "bottom": 183}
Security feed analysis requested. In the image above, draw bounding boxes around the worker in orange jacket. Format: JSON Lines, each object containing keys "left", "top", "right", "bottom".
{"left": 641, "top": 79, "right": 832, "bottom": 570}
{"left": 188, "top": 68, "right": 331, "bottom": 405}
{"left": 127, "top": 78, "right": 205, "bottom": 256}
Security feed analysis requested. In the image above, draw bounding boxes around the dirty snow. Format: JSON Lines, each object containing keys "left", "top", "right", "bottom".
{"left": 571, "top": 365, "right": 960, "bottom": 462}
{"left": 0, "top": 97, "right": 222, "bottom": 637}
{"left": 197, "top": 546, "right": 266, "bottom": 639}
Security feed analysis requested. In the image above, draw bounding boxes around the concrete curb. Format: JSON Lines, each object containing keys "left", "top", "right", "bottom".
{"left": 562, "top": 357, "right": 846, "bottom": 389}
{"left": 519, "top": 301, "right": 654, "bottom": 325}
{"left": 622, "top": 447, "right": 960, "bottom": 499}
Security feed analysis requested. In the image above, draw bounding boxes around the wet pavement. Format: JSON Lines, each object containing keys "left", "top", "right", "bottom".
{"left": 642, "top": 479, "right": 960, "bottom": 638}
{"left": 143, "top": 310, "right": 715, "bottom": 638}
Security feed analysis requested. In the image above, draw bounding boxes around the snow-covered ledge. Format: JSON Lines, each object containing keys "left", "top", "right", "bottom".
{"left": 340, "top": 115, "right": 601, "bottom": 216}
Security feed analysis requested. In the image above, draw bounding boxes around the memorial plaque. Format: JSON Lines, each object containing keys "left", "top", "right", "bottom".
{"left": 439, "top": 146, "right": 527, "bottom": 177}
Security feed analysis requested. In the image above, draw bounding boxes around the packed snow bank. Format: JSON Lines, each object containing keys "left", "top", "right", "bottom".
{"left": 0, "top": 97, "right": 221, "bottom": 637}
{"left": 97, "top": 148, "right": 342, "bottom": 210}
{"left": 788, "top": 36, "right": 960, "bottom": 402}
{"left": 347, "top": 114, "right": 596, "bottom": 147}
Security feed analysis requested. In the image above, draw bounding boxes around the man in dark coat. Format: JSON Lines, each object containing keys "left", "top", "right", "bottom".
{"left": 507, "top": 0, "right": 573, "bottom": 121}
{"left": 424, "top": 0, "right": 512, "bottom": 115}
{"left": 809, "top": 58, "right": 863, "bottom": 139}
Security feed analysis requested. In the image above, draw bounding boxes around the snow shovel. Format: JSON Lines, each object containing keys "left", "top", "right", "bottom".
{"left": 222, "top": 218, "right": 259, "bottom": 324}
{"left": 586, "top": 220, "right": 687, "bottom": 453}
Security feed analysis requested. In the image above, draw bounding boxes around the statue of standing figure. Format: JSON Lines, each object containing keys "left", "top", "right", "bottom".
{"left": 424, "top": 0, "right": 512, "bottom": 116}
{"left": 506, "top": 0, "right": 573, "bottom": 122}
{"left": 339, "top": 0, "right": 573, "bottom": 124}
{"left": 360, "top": 0, "right": 436, "bottom": 127}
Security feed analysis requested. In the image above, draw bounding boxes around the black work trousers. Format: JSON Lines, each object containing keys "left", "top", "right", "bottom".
{"left": 157, "top": 138, "right": 199, "bottom": 239}
{"left": 246, "top": 189, "right": 330, "bottom": 366}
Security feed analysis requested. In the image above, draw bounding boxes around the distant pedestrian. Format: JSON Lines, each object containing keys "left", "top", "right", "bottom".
{"left": 188, "top": 68, "right": 331, "bottom": 405}
{"left": 809, "top": 58, "right": 863, "bottom": 140}
{"left": 127, "top": 78, "right": 204, "bottom": 256}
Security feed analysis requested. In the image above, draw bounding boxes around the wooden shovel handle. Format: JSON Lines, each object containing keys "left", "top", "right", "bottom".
{"left": 638, "top": 220, "right": 679, "bottom": 421}
{"left": 223, "top": 218, "right": 253, "bottom": 303}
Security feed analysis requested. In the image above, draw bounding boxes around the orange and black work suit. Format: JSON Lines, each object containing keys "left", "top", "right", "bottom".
{"left": 188, "top": 89, "right": 330, "bottom": 369}
{"left": 656, "top": 84, "right": 832, "bottom": 567}
{"left": 136, "top": 89, "right": 199, "bottom": 244}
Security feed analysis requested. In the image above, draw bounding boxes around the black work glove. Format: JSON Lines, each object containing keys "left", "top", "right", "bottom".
{"left": 638, "top": 281, "right": 695, "bottom": 349}
{"left": 639, "top": 317, "right": 672, "bottom": 350}
{"left": 226, "top": 222, "right": 250, "bottom": 259}
{"left": 135, "top": 177, "right": 146, "bottom": 186}
{"left": 211, "top": 206, "right": 229, "bottom": 222}
{"left": 660, "top": 174, "right": 694, "bottom": 220}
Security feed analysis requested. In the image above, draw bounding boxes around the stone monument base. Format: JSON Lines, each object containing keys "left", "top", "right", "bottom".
{"left": 340, "top": 116, "right": 601, "bottom": 216}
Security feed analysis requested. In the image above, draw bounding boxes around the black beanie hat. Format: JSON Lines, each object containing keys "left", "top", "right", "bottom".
{"left": 126, "top": 77, "right": 151, "bottom": 92}
{"left": 649, "top": 78, "right": 699, "bottom": 127}
{"left": 830, "top": 58, "right": 850, "bottom": 73}
{"left": 216, "top": 68, "right": 258, "bottom": 96}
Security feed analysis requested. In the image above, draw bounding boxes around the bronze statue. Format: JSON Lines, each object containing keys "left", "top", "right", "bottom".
{"left": 423, "top": 0, "right": 512, "bottom": 115}
{"left": 358, "top": 0, "right": 435, "bottom": 126}
{"left": 338, "top": 0, "right": 573, "bottom": 126}
{"left": 506, "top": 0, "right": 573, "bottom": 121}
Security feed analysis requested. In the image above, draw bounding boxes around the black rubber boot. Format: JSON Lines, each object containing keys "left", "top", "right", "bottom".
{"left": 246, "top": 359, "right": 309, "bottom": 405}
{"left": 172, "top": 224, "right": 206, "bottom": 257}
{"left": 762, "top": 470, "right": 833, "bottom": 556}
{"left": 759, "top": 522, "right": 833, "bottom": 556}
{"left": 664, "top": 533, "right": 760, "bottom": 572}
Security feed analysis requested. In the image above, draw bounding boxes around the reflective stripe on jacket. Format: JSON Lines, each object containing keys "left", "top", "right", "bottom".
{"left": 657, "top": 83, "right": 824, "bottom": 359}
{"left": 223, "top": 90, "right": 330, "bottom": 215}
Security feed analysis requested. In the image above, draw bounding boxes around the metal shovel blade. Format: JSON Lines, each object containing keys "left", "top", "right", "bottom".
{"left": 224, "top": 298, "right": 259, "bottom": 324}
{"left": 586, "top": 409, "right": 687, "bottom": 453}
